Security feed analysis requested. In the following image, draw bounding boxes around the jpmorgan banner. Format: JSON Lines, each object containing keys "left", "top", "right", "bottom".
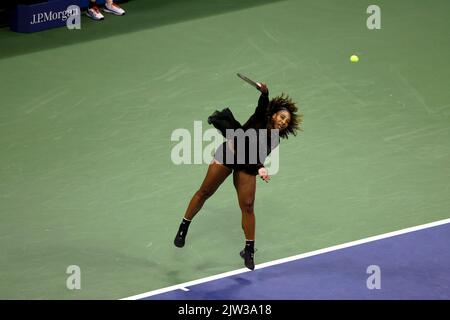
{"left": 11, "top": 0, "right": 81, "bottom": 33}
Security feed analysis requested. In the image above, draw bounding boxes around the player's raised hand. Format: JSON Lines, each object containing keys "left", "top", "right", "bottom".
{"left": 257, "top": 83, "right": 268, "bottom": 94}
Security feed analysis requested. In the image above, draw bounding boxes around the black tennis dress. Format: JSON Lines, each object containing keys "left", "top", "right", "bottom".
{"left": 207, "top": 91, "right": 280, "bottom": 176}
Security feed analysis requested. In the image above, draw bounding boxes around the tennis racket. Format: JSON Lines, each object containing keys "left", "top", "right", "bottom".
{"left": 237, "top": 73, "right": 262, "bottom": 89}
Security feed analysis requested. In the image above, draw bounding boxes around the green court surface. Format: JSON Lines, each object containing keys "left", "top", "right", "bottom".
{"left": 0, "top": 0, "right": 449, "bottom": 299}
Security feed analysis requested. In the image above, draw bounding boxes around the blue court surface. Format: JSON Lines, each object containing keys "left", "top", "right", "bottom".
{"left": 124, "top": 219, "right": 450, "bottom": 300}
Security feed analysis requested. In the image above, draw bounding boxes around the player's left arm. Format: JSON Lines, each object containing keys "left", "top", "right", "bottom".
{"left": 258, "top": 166, "right": 270, "bottom": 183}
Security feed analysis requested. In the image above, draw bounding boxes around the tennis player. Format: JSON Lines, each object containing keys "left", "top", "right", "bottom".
{"left": 174, "top": 81, "right": 302, "bottom": 270}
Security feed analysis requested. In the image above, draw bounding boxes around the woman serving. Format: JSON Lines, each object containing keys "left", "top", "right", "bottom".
{"left": 174, "top": 79, "right": 302, "bottom": 270}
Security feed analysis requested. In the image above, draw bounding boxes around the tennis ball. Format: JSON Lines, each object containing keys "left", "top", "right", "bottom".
{"left": 350, "top": 55, "right": 359, "bottom": 62}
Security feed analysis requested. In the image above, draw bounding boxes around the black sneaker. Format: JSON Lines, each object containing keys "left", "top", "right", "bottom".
{"left": 174, "top": 229, "right": 187, "bottom": 248}
{"left": 240, "top": 250, "right": 255, "bottom": 270}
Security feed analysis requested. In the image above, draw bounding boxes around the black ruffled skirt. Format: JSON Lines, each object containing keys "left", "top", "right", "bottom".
{"left": 208, "top": 108, "right": 260, "bottom": 176}
{"left": 207, "top": 107, "right": 242, "bottom": 137}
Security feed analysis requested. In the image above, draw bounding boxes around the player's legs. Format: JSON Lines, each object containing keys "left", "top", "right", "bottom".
{"left": 174, "top": 160, "right": 232, "bottom": 247}
{"left": 233, "top": 170, "right": 257, "bottom": 270}
{"left": 184, "top": 160, "right": 232, "bottom": 220}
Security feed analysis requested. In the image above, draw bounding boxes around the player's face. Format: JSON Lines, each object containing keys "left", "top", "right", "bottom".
{"left": 271, "top": 110, "right": 291, "bottom": 131}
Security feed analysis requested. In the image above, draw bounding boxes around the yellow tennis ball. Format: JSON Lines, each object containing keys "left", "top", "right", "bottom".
{"left": 350, "top": 55, "right": 359, "bottom": 62}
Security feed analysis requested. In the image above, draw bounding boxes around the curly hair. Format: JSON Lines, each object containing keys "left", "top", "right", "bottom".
{"left": 266, "top": 94, "right": 303, "bottom": 139}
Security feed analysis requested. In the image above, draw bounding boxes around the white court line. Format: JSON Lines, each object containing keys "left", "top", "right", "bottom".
{"left": 121, "top": 218, "right": 450, "bottom": 300}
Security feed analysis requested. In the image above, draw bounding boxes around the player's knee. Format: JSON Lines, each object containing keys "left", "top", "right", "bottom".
{"left": 197, "top": 188, "right": 214, "bottom": 200}
{"left": 240, "top": 200, "right": 254, "bottom": 214}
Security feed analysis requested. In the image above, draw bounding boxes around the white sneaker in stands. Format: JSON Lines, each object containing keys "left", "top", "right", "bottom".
{"left": 86, "top": 6, "right": 104, "bottom": 20}
{"left": 103, "top": 2, "right": 125, "bottom": 16}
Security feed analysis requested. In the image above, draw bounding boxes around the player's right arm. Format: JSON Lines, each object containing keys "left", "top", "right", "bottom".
{"left": 255, "top": 83, "right": 269, "bottom": 116}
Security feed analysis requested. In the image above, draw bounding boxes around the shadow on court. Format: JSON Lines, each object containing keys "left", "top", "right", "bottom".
{"left": 0, "top": 0, "right": 285, "bottom": 60}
